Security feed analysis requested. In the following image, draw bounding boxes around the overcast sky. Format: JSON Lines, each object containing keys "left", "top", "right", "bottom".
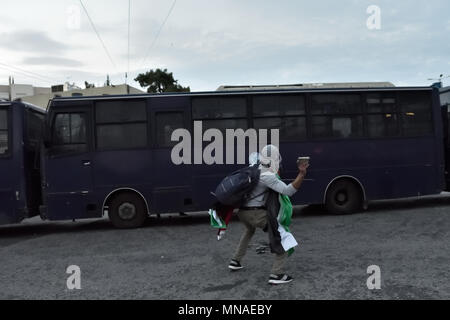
{"left": 0, "top": 0, "right": 448, "bottom": 91}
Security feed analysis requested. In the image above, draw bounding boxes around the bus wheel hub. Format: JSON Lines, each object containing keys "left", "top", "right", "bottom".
{"left": 118, "top": 202, "right": 136, "bottom": 220}
{"left": 336, "top": 192, "right": 347, "bottom": 204}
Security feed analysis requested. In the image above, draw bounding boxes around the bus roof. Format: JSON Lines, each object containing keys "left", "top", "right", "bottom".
{"left": 0, "top": 100, "right": 46, "bottom": 114}
{"left": 50, "top": 86, "right": 434, "bottom": 104}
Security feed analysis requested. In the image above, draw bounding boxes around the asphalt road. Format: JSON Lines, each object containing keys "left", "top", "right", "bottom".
{"left": 0, "top": 194, "right": 449, "bottom": 300}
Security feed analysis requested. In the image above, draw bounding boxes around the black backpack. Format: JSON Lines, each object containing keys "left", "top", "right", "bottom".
{"left": 213, "top": 164, "right": 261, "bottom": 207}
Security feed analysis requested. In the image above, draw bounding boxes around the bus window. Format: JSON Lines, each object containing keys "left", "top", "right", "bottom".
{"left": 192, "top": 97, "right": 246, "bottom": 119}
{"left": 0, "top": 109, "right": 8, "bottom": 155}
{"left": 366, "top": 94, "right": 399, "bottom": 138}
{"left": 253, "top": 95, "right": 305, "bottom": 116}
{"left": 311, "top": 94, "right": 363, "bottom": 139}
{"left": 202, "top": 119, "right": 248, "bottom": 132}
{"left": 52, "top": 113, "right": 87, "bottom": 154}
{"left": 399, "top": 91, "right": 433, "bottom": 136}
{"left": 311, "top": 94, "right": 362, "bottom": 114}
{"left": 367, "top": 95, "right": 396, "bottom": 113}
{"left": 192, "top": 97, "right": 248, "bottom": 133}
{"left": 96, "top": 100, "right": 146, "bottom": 123}
{"left": 254, "top": 117, "right": 306, "bottom": 141}
{"left": 252, "top": 95, "right": 306, "bottom": 141}
{"left": 95, "top": 100, "right": 147, "bottom": 150}
{"left": 26, "top": 109, "right": 45, "bottom": 147}
{"left": 156, "top": 112, "right": 184, "bottom": 147}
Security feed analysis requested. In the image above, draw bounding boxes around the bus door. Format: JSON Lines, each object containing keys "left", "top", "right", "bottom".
{"left": 150, "top": 97, "right": 194, "bottom": 213}
{"left": 43, "top": 105, "right": 96, "bottom": 220}
{"left": 0, "top": 105, "right": 15, "bottom": 224}
{"left": 443, "top": 104, "right": 450, "bottom": 190}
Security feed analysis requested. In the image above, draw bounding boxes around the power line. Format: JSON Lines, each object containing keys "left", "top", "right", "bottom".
{"left": 139, "top": 0, "right": 177, "bottom": 70}
{"left": 79, "top": 0, "right": 118, "bottom": 71}
{"left": 0, "top": 61, "right": 59, "bottom": 83}
{"left": 0, "top": 62, "right": 58, "bottom": 85}
{"left": 0, "top": 66, "right": 53, "bottom": 85}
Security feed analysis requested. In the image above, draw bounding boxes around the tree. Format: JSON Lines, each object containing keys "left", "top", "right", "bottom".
{"left": 84, "top": 81, "right": 95, "bottom": 89}
{"left": 134, "top": 68, "right": 190, "bottom": 93}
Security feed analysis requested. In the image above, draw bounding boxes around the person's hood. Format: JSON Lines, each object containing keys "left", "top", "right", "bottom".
{"left": 260, "top": 145, "right": 282, "bottom": 174}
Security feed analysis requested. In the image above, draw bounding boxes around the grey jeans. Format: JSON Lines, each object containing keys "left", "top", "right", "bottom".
{"left": 233, "top": 209, "right": 287, "bottom": 275}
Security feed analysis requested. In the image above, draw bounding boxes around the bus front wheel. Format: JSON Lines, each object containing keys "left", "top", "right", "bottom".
{"left": 108, "top": 192, "right": 147, "bottom": 229}
{"left": 325, "top": 180, "right": 363, "bottom": 215}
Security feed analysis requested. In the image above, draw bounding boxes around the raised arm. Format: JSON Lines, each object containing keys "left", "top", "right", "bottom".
{"left": 291, "top": 162, "right": 309, "bottom": 190}
{"left": 261, "top": 162, "right": 309, "bottom": 196}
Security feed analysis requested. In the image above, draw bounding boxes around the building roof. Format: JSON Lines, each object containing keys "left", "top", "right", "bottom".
{"left": 440, "top": 86, "right": 450, "bottom": 93}
{"left": 440, "top": 86, "right": 450, "bottom": 106}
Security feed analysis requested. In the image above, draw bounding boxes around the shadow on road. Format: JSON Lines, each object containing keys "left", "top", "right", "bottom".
{"left": 1, "top": 194, "right": 449, "bottom": 239}
{"left": 0, "top": 214, "right": 212, "bottom": 241}
{"left": 0, "top": 219, "right": 112, "bottom": 242}
{"left": 296, "top": 194, "right": 450, "bottom": 217}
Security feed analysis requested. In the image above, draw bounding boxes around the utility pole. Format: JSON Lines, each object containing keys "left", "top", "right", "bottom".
{"left": 127, "top": 0, "right": 131, "bottom": 85}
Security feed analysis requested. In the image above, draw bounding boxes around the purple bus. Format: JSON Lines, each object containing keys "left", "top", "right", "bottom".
{"left": 0, "top": 100, "right": 45, "bottom": 225}
{"left": 35, "top": 86, "right": 444, "bottom": 228}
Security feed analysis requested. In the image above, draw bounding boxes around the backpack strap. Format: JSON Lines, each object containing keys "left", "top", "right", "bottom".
{"left": 247, "top": 190, "right": 269, "bottom": 201}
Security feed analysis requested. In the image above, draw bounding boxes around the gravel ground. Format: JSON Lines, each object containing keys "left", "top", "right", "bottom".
{"left": 0, "top": 194, "right": 449, "bottom": 300}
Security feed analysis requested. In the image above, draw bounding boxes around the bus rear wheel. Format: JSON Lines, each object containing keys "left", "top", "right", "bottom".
{"left": 108, "top": 192, "right": 147, "bottom": 229}
{"left": 325, "top": 180, "right": 363, "bottom": 215}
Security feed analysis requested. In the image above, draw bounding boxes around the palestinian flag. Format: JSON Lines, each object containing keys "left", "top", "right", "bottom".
{"left": 209, "top": 209, "right": 227, "bottom": 229}
{"left": 277, "top": 176, "right": 298, "bottom": 256}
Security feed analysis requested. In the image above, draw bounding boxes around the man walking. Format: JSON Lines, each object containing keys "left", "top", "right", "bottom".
{"left": 228, "top": 145, "right": 309, "bottom": 284}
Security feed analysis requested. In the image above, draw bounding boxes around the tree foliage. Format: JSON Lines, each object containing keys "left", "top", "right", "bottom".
{"left": 134, "top": 68, "right": 190, "bottom": 93}
{"left": 84, "top": 81, "right": 95, "bottom": 89}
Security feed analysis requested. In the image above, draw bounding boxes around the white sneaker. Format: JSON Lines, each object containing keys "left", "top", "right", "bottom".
{"left": 217, "top": 230, "right": 226, "bottom": 241}
{"left": 228, "top": 260, "right": 244, "bottom": 271}
{"left": 268, "top": 274, "right": 293, "bottom": 285}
